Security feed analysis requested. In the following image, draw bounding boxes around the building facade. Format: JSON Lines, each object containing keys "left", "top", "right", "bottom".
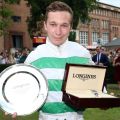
{"left": 0, "top": 0, "right": 32, "bottom": 51}
{"left": 0, "top": 1, "right": 120, "bottom": 51}
{"left": 76, "top": 2, "right": 120, "bottom": 49}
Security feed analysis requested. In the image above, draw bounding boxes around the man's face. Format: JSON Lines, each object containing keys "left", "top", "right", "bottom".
{"left": 96, "top": 47, "right": 101, "bottom": 53}
{"left": 44, "top": 11, "right": 72, "bottom": 46}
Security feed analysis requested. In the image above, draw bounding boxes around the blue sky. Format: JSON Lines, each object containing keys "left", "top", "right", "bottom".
{"left": 99, "top": 0, "right": 120, "bottom": 7}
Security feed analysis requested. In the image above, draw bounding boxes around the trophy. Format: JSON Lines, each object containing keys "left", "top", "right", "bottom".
{"left": 0, "top": 64, "right": 48, "bottom": 116}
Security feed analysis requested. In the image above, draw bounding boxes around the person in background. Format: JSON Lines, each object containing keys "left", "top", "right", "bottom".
{"left": 9, "top": 1, "right": 95, "bottom": 120}
{"left": 0, "top": 50, "right": 8, "bottom": 64}
{"left": 92, "top": 46, "right": 110, "bottom": 67}
{"left": 113, "top": 48, "right": 120, "bottom": 89}
{"left": 0, "top": 52, "right": 3, "bottom": 64}
{"left": 108, "top": 50, "right": 115, "bottom": 64}
{"left": 18, "top": 47, "right": 29, "bottom": 63}
{"left": 92, "top": 46, "right": 110, "bottom": 90}
{"left": 7, "top": 48, "right": 17, "bottom": 64}
{"left": 14, "top": 49, "right": 22, "bottom": 64}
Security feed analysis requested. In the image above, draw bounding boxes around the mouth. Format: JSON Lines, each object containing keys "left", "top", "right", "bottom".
{"left": 54, "top": 38, "right": 62, "bottom": 41}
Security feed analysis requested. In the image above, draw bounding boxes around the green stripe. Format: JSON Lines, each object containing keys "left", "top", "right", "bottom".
{"left": 31, "top": 57, "right": 89, "bottom": 69}
{"left": 48, "top": 79, "right": 63, "bottom": 91}
{"left": 41, "top": 102, "right": 80, "bottom": 113}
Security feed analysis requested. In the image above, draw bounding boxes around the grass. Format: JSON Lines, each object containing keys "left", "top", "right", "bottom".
{"left": 107, "top": 84, "right": 120, "bottom": 97}
{"left": 0, "top": 111, "right": 39, "bottom": 120}
{"left": 84, "top": 107, "right": 120, "bottom": 120}
{"left": 84, "top": 84, "right": 120, "bottom": 120}
{"left": 0, "top": 84, "right": 119, "bottom": 120}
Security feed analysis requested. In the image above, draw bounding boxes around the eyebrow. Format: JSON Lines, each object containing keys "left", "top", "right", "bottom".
{"left": 49, "top": 21, "right": 70, "bottom": 25}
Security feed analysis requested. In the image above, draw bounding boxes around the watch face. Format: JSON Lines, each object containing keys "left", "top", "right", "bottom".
{"left": 0, "top": 64, "right": 48, "bottom": 116}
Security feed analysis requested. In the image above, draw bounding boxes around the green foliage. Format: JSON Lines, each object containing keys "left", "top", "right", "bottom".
{"left": 4, "top": 0, "right": 20, "bottom": 4}
{"left": 65, "top": 0, "right": 98, "bottom": 29}
{"left": 68, "top": 31, "right": 76, "bottom": 42}
{"left": 0, "top": 0, "right": 18, "bottom": 36}
{"left": 26, "top": 0, "right": 98, "bottom": 38}
{"left": 0, "top": 7, "right": 13, "bottom": 18}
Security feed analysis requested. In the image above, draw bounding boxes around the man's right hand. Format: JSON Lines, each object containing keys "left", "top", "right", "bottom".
{"left": 5, "top": 112, "right": 17, "bottom": 120}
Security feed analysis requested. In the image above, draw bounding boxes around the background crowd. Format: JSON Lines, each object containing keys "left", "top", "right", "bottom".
{"left": 0, "top": 46, "right": 119, "bottom": 65}
{"left": 90, "top": 46, "right": 120, "bottom": 89}
{"left": 0, "top": 46, "right": 120, "bottom": 89}
{"left": 0, "top": 47, "right": 30, "bottom": 64}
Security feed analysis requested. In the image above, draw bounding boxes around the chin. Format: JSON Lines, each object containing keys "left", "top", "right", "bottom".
{"left": 54, "top": 43, "right": 62, "bottom": 46}
{"left": 52, "top": 41, "right": 63, "bottom": 46}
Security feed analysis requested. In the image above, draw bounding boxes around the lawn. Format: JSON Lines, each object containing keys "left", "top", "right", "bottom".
{"left": 84, "top": 84, "right": 120, "bottom": 120}
{"left": 0, "top": 84, "right": 119, "bottom": 120}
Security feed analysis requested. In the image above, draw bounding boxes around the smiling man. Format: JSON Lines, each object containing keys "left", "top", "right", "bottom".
{"left": 24, "top": 1, "right": 94, "bottom": 120}
{"left": 44, "top": 11, "right": 72, "bottom": 46}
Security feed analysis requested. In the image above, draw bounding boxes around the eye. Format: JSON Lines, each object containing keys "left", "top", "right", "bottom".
{"left": 61, "top": 24, "right": 70, "bottom": 28}
{"left": 50, "top": 23, "right": 56, "bottom": 27}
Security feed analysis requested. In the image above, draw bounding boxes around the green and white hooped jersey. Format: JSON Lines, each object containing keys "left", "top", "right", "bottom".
{"left": 25, "top": 38, "right": 93, "bottom": 114}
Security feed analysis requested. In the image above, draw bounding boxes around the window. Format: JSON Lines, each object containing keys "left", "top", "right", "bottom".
{"left": 92, "top": 32, "right": 98, "bottom": 44}
{"left": 102, "top": 32, "right": 109, "bottom": 45}
{"left": 91, "top": 19, "right": 99, "bottom": 28}
{"left": 101, "top": 20, "right": 109, "bottom": 29}
{"left": 12, "top": 35, "right": 23, "bottom": 48}
{"left": 11, "top": 16, "right": 21, "bottom": 22}
{"left": 79, "top": 31, "right": 88, "bottom": 46}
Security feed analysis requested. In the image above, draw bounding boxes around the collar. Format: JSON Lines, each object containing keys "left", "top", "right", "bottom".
{"left": 46, "top": 37, "right": 68, "bottom": 50}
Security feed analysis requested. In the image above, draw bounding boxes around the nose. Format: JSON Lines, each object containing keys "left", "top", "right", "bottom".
{"left": 55, "top": 26, "right": 62, "bottom": 36}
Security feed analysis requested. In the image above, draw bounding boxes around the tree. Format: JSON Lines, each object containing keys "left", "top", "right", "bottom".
{"left": 0, "top": 0, "right": 19, "bottom": 36}
{"left": 68, "top": 31, "right": 76, "bottom": 42}
{"left": 26, "top": 0, "right": 98, "bottom": 38}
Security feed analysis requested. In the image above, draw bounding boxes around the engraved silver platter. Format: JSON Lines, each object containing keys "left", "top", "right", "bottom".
{"left": 0, "top": 64, "right": 48, "bottom": 116}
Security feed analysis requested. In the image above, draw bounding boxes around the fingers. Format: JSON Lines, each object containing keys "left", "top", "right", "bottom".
{"left": 4, "top": 112, "right": 17, "bottom": 120}
{"left": 5, "top": 112, "right": 9, "bottom": 116}
{"left": 12, "top": 112, "right": 17, "bottom": 120}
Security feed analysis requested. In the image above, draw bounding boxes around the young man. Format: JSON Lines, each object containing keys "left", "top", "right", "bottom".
{"left": 11, "top": 1, "right": 94, "bottom": 120}
{"left": 25, "top": 1, "right": 94, "bottom": 120}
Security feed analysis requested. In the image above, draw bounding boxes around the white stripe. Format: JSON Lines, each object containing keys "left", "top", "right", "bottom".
{"left": 46, "top": 91, "right": 62, "bottom": 102}
{"left": 40, "top": 68, "right": 65, "bottom": 80}
{"left": 39, "top": 111, "right": 83, "bottom": 120}
{"left": 25, "top": 40, "right": 92, "bottom": 64}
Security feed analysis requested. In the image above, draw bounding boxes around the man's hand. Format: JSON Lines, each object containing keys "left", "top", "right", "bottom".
{"left": 5, "top": 112, "right": 17, "bottom": 120}
{"left": 12, "top": 112, "right": 17, "bottom": 120}
{"left": 99, "top": 63, "right": 104, "bottom": 66}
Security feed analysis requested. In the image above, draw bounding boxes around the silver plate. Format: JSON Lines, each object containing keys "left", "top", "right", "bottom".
{"left": 0, "top": 64, "right": 48, "bottom": 116}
